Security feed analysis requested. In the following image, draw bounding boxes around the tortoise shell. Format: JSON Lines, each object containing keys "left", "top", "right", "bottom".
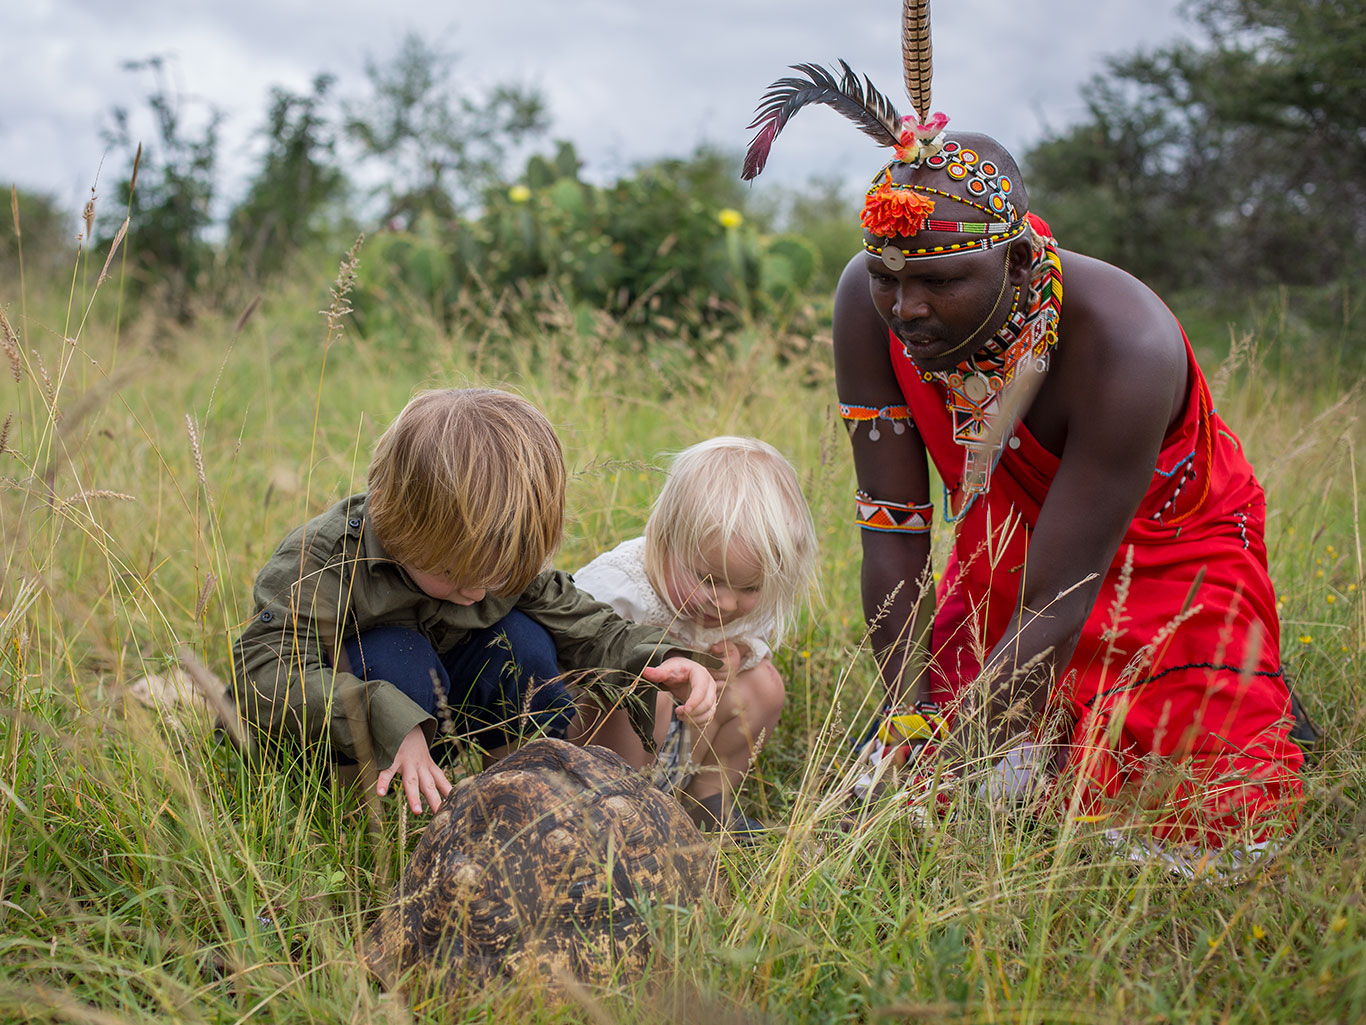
{"left": 362, "top": 738, "right": 709, "bottom": 995}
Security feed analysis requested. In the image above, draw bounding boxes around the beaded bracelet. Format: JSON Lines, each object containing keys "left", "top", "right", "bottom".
{"left": 855, "top": 489, "right": 933, "bottom": 533}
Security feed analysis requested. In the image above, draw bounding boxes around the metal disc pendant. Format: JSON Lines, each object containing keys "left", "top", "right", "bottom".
{"left": 880, "top": 246, "right": 906, "bottom": 271}
{"left": 964, "top": 375, "right": 989, "bottom": 402}
{"left": 868, "top": 425, "right": 881, "bottom": 441}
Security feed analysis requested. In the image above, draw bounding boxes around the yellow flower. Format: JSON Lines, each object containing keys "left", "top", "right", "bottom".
{"left": 1299, "top": 634, "right": 1314, "bottom": 644}
{"left": 1330, "top": 915, "right": 1347, "bottom": 933}
{"left": 800, "top": 650, "right": 811, "bottom": 659}
{"left": 508, "top": 184, "right": 532, "bottom": 203}
{"left": 717, "top": 208, "right": 744, "bottom": 229}
{"left": 1327, "top": 595, "right": 1336, "bottom": 605}
{"left": 1251, "top": 924, "right": 1266, "bottom": 941}
{"left": 1349, "top": 584, "right": 1358, "bottom": 593}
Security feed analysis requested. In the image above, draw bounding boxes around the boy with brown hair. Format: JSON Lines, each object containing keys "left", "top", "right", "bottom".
{"left": 230, "top": 388, "right": 718, "bottom": 815}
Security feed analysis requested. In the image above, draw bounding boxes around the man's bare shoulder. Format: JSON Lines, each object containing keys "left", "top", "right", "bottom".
{"left": 833, "top": 250, "right": 883, "bottom": 338}
{"left": 1057, "top": 250, "right": 1185, "bottom": 369}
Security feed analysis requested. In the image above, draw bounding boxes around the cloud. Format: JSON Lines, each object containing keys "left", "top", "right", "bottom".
{"left": 4, "top": 0, "right": 1194, "bottom": 213}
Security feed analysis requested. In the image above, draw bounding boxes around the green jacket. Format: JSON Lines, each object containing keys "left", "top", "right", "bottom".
{"left": 230, "top": 493, "right": 694, "bottom": 767}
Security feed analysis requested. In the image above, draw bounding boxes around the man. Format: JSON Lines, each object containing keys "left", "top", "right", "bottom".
{"left": 743, "top": 31, "right": 1302, "bottom": 849}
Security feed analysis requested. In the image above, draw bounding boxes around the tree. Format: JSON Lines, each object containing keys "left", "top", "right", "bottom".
{"left": 102, "top": 55, "right": 222, "bottom": 322}
{"left": 345, "top": 33, "right": 549, "bottom": 227}
{"left": 226, "top": 75, "right": 349, "bottom": 281}
{"left": 1024, "top": 0, "right": 1365, "bottom": 292}
{"left": 0, "top": 187, "right": 69, "bottom": 278}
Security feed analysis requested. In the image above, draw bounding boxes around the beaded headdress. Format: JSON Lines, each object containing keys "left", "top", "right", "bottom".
{"left": 743, "top": 0, "right": 1062, "bottom": 505}
{"left": 741, "top": 0, "right": 1026, "bottom": 269}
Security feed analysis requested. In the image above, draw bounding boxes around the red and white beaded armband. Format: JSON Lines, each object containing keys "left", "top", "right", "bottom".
{"left": 855, "top": 490, "right": 933, "bottom": 533}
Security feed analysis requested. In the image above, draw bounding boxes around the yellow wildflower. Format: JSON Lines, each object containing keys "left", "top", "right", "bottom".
{"left": 1299, "top": 635, "right": 1314, "bottom": 644}
{"left": 508, "top": 184, "right": 532, "bottom": 203}
{"left": 717, "top": 208, "right": 744, "bottom": 229}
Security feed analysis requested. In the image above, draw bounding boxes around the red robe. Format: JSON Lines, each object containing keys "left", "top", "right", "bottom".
{"left": 891, "top": 266, "right": 1303, "bottom": 845}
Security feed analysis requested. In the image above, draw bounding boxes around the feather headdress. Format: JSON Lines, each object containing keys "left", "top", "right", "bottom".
{"left": 742, "top": 0, "right": 945, "bottom": 181}
{"left": 902, "top": 0, "right": 933, "bottom": 125}
{"left": 742, "top": 60, "right": 903, "bottom": 181}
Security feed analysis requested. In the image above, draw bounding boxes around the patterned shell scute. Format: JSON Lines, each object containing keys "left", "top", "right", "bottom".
{"left": 363, "top": 738, "right": 709, "bottom": 995}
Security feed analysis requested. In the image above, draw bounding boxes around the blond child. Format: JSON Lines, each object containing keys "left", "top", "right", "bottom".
{"left": 230, "top": 389, "right": 718, "bottom": 815}
{"left": 570, "top": 436, "right": 817, "bottom": 832}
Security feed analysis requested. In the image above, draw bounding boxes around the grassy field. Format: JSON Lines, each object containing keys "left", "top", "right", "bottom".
{"left": 0, "top": 238, "right": 1363, "bottom": 1024}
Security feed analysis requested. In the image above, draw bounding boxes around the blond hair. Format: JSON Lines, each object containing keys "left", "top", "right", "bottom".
{"left": 644, "top": 436, "right": 817, "bottom": 644}
{"left": 367, "top": 389, "right": 565, "bottom": 596}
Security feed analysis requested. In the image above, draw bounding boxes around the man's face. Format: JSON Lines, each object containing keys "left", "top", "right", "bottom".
{"left": 864, "top": 244, "right": 1013, "bottom": 373}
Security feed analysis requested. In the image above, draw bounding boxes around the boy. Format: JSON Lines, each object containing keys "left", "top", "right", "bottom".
{"left": 229, "top": 388, "right": 718, "bottom": 815}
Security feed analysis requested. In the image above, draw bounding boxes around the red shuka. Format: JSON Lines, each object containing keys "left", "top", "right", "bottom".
{"left": 890, "top": 243, "right": 1303, "bottom": 846}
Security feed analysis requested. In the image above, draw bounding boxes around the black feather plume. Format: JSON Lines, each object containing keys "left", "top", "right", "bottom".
{"left": 742, "top": 60, "right": 903, "bottom": 181}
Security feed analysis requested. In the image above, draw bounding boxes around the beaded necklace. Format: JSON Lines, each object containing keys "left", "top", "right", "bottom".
{"left": 905, "top": 236, "right": 1063, "bottom": 503}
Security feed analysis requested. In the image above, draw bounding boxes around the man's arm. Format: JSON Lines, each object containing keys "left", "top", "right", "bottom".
{"left": 833, "top": 252, "right": 936, "bottom": 707}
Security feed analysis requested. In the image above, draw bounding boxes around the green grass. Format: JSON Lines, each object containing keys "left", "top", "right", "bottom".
{"left": 0, "top": 238, "right": 1363, "bottom": 1024}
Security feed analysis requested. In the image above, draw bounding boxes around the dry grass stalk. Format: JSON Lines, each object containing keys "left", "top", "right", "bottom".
{"left": 31, "top": 349, "right": 58, "bottom": 422}
{"left": 234, "top": 295, "right": 262, "bottom": 334}
{"left": 194, "top": 572, "right": 215, "bottom": 621}
{"left": 60, "top": 489, "right": 136, "bottom": 508}
{"left": 82, "top": 187, "right": 96, "bottom": 243}
{"left": 323, "top": 234, "right": 364, "bottom": 334}
{"left": 184, "top": 414, "right": 207, "bottom": 490}
{"left": 95, "top": 218, "right": 129, "bottom": 290}
{"left": 0, "top": 306, "right": 22, "bottom": 382}
{"left": 0, "top": 412, "right": 12, "bottom": 455}
{"left": 175, "top": 645, "right": 249, "bottom": 753}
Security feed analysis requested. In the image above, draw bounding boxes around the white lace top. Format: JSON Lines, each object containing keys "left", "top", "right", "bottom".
{"left": 573, "top": 537, "right": 773, "bottom": 672}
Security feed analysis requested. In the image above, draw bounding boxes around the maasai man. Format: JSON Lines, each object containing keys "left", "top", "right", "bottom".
{"left": 742, "top": 0, "right": 1303, "bottom": 854}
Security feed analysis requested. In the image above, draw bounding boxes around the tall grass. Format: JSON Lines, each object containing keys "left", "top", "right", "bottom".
{"left": 0, "top": 233, "right": 1362, "bottom": 1024}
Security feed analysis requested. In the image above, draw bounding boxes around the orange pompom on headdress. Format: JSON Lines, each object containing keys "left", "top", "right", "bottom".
{"left": 861, "top": 183, "right": 935, "bottom": 240}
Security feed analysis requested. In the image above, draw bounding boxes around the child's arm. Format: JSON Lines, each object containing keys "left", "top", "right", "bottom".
{"left": 517, "top": 569, "right": 724, "bottom": 740}
{"left": 230, "top": 529, "right": 432, "bottom": 771}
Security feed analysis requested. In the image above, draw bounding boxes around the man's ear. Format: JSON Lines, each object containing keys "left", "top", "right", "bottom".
{"left": 1007, "top": 237, "right": 1034, "bottom": 287}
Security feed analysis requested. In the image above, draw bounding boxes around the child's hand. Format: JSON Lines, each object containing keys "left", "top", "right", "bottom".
{"left": 377, "top": 725, "right": 453, "bottom": 815}
{"left": 708, "top": 639, "right": 751, "bottom": 681}
{"left": 641, "top": 657, "right": 718, "bottom": 729}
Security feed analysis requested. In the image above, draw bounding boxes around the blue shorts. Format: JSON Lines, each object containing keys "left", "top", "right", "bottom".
{"left": 341, "top": 611, "right": 575, "bottom": 755}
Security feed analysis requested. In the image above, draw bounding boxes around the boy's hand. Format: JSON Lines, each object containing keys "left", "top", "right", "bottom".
{"left": 377, "top": 725, "right": 453, "bottom": 815}
{"left": 641, "top": 657, "right": 719, "bottom": 729}
{"left": 708, "top": 639, "right": 751, "bottom": 681}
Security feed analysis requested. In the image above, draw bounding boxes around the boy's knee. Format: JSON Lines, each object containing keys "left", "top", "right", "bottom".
{"left": 493, "top": 610, "right": 559, "bottom": 678}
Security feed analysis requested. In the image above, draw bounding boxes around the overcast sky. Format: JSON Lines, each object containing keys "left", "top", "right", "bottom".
{"left": 5, "top": 1, "right": 1199, "bottom": 218}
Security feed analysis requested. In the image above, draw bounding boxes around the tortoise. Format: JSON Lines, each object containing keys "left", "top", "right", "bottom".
{"left": 362, "top": 738, "right": 710, "bottom": 996}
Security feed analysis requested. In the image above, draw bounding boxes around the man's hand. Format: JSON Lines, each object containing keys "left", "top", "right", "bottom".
{"left": 377, "top": 725, "right": 453, "bottom": 815}
{"left": 641, "top": 657, "right": 719, "bottom": 730}
{"left": 708, "top": 639, "right": 751, "bottom": 682}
